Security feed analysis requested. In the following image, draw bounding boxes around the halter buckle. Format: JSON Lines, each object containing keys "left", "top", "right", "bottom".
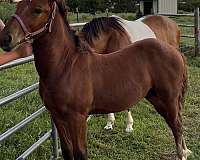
{"left": 45, "top": 23, "right": 49, "bottom": 29}
{"left": 25, "top": 33, "right": 32, "bottom": 41}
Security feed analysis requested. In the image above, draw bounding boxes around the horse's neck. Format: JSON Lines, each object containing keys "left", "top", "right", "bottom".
{"left": 33, "top": 14, "right": 76, "bottom": 82}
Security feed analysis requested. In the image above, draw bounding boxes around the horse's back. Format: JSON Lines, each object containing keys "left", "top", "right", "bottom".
{"left": 95, "top": 38, "right": 184, "bottom": 73}
{"left": 133, "top": 38, "right": 183, "bottom": 66}
{"left": 131, "top": 39, "right": 185, "bottom": 88}
{"left": 112, "top": 38, "right": 185, "bottom": 82}
{"left": 143, "top": 15, "right": 180, "bottom": 49}
{"left": 112, "top": 16, "right": 156, "bottom": 43}
{"left": 122, "top": 39, "right": 185, "bottom": 98}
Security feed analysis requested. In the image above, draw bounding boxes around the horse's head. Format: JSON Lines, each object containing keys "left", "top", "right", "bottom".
{"left": 0, "top": 0, "right": 68, "bottom": 51}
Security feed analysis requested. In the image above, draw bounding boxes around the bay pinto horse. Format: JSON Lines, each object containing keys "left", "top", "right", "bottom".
{"left": 80, "top": 15, "right": 181, "bottom": 132}
{"left": 0, "top": 0, "right": 191, "bottom": 160}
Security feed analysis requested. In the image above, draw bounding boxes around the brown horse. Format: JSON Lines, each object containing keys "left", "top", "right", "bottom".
{"left": 81, "top": 15, "right": 180, "bottom": 54}
{"left": 81, "top": 15, "right": 181, "bottom": 132}
{"left": 0, "top": 0, "right": 191, "bottom": 160}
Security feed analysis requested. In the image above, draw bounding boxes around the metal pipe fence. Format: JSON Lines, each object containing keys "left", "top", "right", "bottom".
{"left": 159, "top": 7, "right": 200, "bottom": 56}
{"left": 0, "top": 23, "right": 86, "bottom": 160}
{"left": 0, "top": 55, "right": 34, "bottom": 71}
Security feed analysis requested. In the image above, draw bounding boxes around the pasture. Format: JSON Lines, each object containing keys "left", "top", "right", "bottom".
{"left": 0, "top": 8, "right": 200, "bottom": 160}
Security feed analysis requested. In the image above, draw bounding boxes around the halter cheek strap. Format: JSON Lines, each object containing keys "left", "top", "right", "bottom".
{"left": 12, "top": 2, "right": 57, "bottom": 44}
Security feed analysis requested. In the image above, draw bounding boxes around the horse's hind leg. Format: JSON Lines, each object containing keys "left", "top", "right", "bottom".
{"left": 126, "top": 109, "right": 133, "bottom": 132}
{"left": 146, "top": 94, "right": 190, "bottom": 160}
{"left": 104, "top": 113, "right": 115, "bottom": 130}
{"left": 178, "top": 103, "right": 192, "bottom": 158}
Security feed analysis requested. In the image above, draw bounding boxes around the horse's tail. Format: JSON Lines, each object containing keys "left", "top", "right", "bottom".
{"left": 179, "top": 54, "right": 188, "bottom": 109}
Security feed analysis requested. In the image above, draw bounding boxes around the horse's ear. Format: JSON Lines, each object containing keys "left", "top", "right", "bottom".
{"left": 54, "top": 0, "right": 69, "bottom": 13}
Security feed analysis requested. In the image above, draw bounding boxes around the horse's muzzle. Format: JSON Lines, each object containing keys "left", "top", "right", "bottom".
{"left": 0, "top": 32, "right": 14, "bottom": 51}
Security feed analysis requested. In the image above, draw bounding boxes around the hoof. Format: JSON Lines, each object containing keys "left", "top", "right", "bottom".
{"left": 179, "top": 149, "right": 192, "bottom": 160}
{"left": 185, "top": 149, "right": 192, "bottom": 155}
{"left": 175, "top": 157, "right": 186, "bottom": 160}
{"left": 125, "top": 126, "right": 133, "bottom": 133}
{"left": 182, "top": 157, "right": 186, "bottom": 160}
{"left": 104, "top": 124, "right": 113, "bottom": 130}
{"left": 183, "top": 149, "right": 192, "bottom": 159}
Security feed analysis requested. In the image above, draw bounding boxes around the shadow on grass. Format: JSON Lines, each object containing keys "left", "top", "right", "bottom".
{"left": 159, "top": 152, "right": 179, "bottom": 160}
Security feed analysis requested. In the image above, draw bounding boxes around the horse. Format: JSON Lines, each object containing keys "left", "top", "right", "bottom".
{"left": 0, "top": 0, "right": 191, "bottom": 160}
{"left": 81, "top": 15, "right": 180, "bottom": 54}
{"left": 80, "top": 15, "right": 181, "bottom": 132}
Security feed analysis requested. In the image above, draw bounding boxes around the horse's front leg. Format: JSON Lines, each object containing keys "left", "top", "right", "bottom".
{"left": 52, "top": 112, "right": 88, "bottom": 160}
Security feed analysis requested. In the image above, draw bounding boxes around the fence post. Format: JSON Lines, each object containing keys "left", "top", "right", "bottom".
{"left": 76, "top": 7, "right": 79, "bottom": 23}
{"left": 194, "top": 7, "right": 199, "bottom": 56}
{"left": 106, "top": 8, "right": 109, "bottom": 17}
{"left": 51, "top": 118, "right": 59, "bottom": 160}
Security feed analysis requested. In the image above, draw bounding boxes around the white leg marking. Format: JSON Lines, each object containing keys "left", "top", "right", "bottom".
{"left": 125, "top": 110, "right": 133, "bottom": 132}
{"left": 104, "top": 113, "right": 115, "bottom": 130}
{"left": 182, "top": 137, "right": 192, "bottom": 159}
{"left": 181, "top": 157, "right": 186, "bottom": 160}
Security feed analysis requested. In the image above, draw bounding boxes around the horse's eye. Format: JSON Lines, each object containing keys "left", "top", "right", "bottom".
{"left": 34, "top": 8, "right": 42, "bottom": 14}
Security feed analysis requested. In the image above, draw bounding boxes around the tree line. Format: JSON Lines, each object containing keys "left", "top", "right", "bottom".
{"left": 1, "top": 0, "right": 200, "bottom": 14}
{"left": 178, "top": 0, "right": 200, "bottom": 12}
{"left": 67, "top": 0, "right": 138, "bottom": 13}
{"left": 68, "top": 0, "right": 200, "bottom": 13}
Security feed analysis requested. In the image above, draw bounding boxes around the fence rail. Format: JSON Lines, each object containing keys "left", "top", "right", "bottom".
{"left": 0, "top": 106, "right": 46, "bottom": 142}
{"left": 16, "top": 130, "right": 52, "bottom": 160}
{"left": 158, "top": 13, "right": 194, "bottom": 17}
{"left": 160, "top": 8, "right": 200, "bottom": 56}
{"left": 0, "top": 83, "right": 39, "bottom": 108}
{"left": 0, "top": 55, "right": 34, "bottom": 71}
{"left": 178, "top": 24, "right": 194, "bottom": 27}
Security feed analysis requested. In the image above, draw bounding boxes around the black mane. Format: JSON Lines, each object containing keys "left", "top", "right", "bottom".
{"left": 81, "top": 17, "right": 126, "bottom": 44}
{"left": 54, "top": 0, "right": 80, "bottom": 46}
{"left": 54, "top": 0, "right": 69, "bottom": 27}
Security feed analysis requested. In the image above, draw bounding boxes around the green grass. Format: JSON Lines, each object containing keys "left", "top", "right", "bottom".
{"left": 0, "top": 2, "right": 15, "bottom": 23}
{"left": 0, "top": 13, "right": 200, "bottom": 160}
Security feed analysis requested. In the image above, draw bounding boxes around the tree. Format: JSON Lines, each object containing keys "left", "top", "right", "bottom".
{"left": 178, "top": 0, "right": 198, "bottom": 12}
{"left": 191, "top": 0, "right": 200, "bottom": 6}
{"left": 66, "top": 0, "right": 138, "bottom": 13}
{"left": 68, "top": 0, "right": 81, "bottom": 12}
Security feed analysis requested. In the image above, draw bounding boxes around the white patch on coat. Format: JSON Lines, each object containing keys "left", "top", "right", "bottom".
{"left": 111, "top": 15, "right": 156, "bottom": 43}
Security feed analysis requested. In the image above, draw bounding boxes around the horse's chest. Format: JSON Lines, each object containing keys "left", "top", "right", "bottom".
{"left": 39, "top": 82, "right": 91, "bottom": 115}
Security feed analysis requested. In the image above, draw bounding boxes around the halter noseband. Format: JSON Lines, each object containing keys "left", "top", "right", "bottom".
{"left": 12, "top": 2, "right": 57, "bottom": 44}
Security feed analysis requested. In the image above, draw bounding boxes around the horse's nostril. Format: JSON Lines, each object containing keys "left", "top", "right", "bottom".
{"left": 8, "top": 35, "right": 12, "bottom": 43}
{"left": 0, "top": 34, "right": 13, "bottom": 51}
{"left": 3, "top": 34, "right": 12, "bottom": 45}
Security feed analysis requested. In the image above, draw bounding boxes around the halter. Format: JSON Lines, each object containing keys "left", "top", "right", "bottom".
{"left": 12, "top": 1, "right": 57, "bottom": 45}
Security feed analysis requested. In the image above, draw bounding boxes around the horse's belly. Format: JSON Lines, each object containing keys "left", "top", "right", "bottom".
{"left": 91, "top": 82, "right": 150, "bottom": 114}
{"left": 91, "top": 95, "right": 142, "bottom": 114}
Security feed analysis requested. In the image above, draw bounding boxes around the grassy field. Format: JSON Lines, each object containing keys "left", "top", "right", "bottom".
{"left": 0, "top": 12, "right": 200, "bottom": 160}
